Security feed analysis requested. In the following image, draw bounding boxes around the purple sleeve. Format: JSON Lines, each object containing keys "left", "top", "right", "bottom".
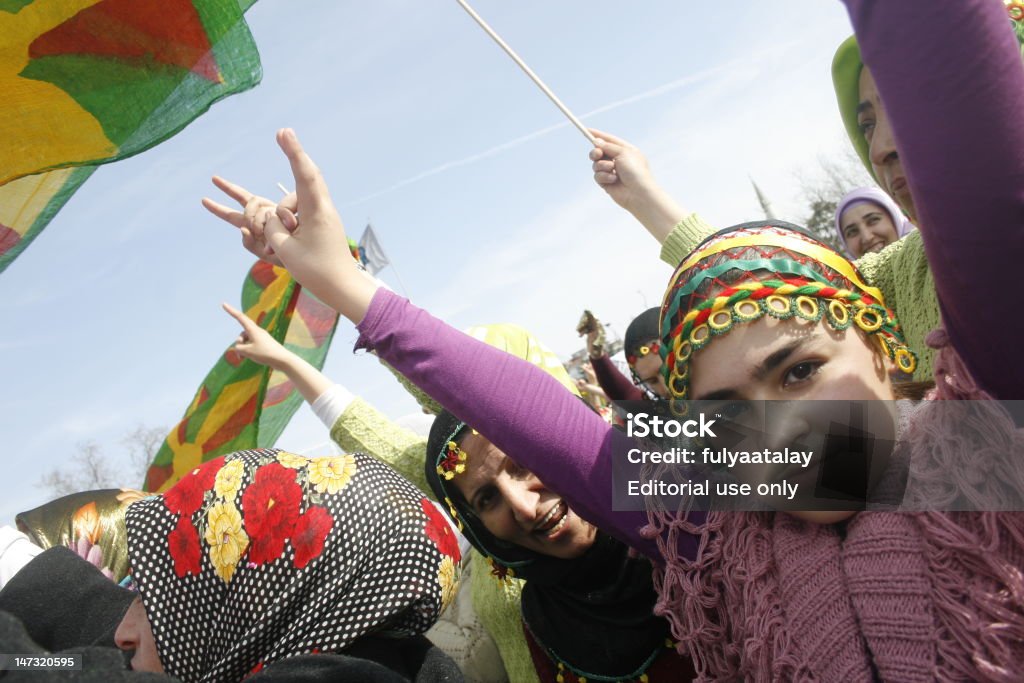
{"left": 590, "top": 354, "right": 645, "bottom": 402}
{"left": 842, "top": 0, "right": 1024, "bottom": 398}
{"left": 356, "top": 288, "right": 684, "bottom": 562}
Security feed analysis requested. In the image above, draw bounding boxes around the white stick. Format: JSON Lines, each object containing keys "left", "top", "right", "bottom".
{"left": 455, "top": 0, "right": 596, "bottom": 146}
{"left": 276, "top": 182, "right": 290, "bottom": 196}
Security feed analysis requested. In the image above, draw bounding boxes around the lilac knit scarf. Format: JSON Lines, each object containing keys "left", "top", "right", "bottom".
{"left": 642, "top": 330, "right": 1024, "bottom": 682}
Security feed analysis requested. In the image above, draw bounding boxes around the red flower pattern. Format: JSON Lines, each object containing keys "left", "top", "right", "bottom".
{"left": 242, "top": 462, "right": 301, "bottom": 565}
{"left": 163, "top": 456, "right": 225, "bottom": 516}
{"left": 292, "top": 506, "right": 334, "bottom": 569}
{"left": 421, "top": 498, "right": 460, "bottom": 560}
{"left": 167, "top": 516, "right": 201, "bottom": 577}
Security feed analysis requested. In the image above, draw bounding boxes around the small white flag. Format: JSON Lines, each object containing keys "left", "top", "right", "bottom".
{"left": 358, "top": 224, "right": 390, "bottom": 275}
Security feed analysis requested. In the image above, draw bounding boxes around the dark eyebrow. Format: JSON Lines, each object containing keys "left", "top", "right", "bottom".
{"left": 693, "top": 339, "right": 808, "bottom": 401}
{"left": 754, "top": 339, "right": 808, "bottom": 380}
{"left": 856, "top": 101, "right": 873, "bottom": 116}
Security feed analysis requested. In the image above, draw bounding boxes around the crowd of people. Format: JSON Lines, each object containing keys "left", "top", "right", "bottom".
{"left": 1, "top": 0, "right": 1023, "bottom": 681}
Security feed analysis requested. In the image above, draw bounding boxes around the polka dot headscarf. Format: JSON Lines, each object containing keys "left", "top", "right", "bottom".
{"left": 125, "top": 449, "right": 460, "bottom": 682}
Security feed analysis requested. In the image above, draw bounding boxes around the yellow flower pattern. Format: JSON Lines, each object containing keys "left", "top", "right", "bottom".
{"left": 204, "top": 501, "right": 248, "bottom": 583}
{"left": 437, "top": 556, "right": 458, "bottom": 611}
{"left": 276, "top": 451, "right": 310, "bottom": 470}
{"left": 307, "top": 455, "right": 357, "bottom": 495}
{"left": 213, "top": 459, "right": 245, "bottom": 500}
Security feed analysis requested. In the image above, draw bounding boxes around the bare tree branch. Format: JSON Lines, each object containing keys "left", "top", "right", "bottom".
{"left": 794, "top": 147, "right": 875, "bottom": 252}
{"left": 36, "top": 425, "right": 167, "bottom": 496}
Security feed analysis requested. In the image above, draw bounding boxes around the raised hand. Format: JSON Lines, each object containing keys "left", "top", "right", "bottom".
{"left": 205, "top": 129, "right": 379, "bottom": 324}
{"left": 576, "top": 310, "right": 607, "bottom": 358}
{"left": 588, "top": 129, "right": 657, "bottom": 210}
{"left": 222, "top": 303, "right": 292, "bottom": 370}
{"left": 202, "top": 176, "right": 295, "bottom": 266}
{"left": 222, "top": 301, "right": 332, "bottom": 403}
{"left": 587, "top": 128, "right": 687, "bottom": 243}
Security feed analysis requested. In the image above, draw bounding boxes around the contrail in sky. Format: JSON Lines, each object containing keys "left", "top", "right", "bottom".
{"left": 339, "top": 62, "right": 735, "bottom": 207}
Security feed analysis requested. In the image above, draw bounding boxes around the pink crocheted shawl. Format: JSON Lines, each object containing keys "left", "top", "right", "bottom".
{"left": 642, "top": 331, "right": 1024, "bottom": 682}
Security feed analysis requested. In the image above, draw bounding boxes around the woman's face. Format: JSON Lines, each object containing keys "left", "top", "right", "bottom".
{"left": 632, "top": 348, "right": 669, "bottom": 398}
{"left": 688, "top": 313, "right": 897, "bottom": 523}
{"left": 451, "top": 431, "right": 597, "bottom": 559}
{"left": 840, "top": 201, "right": 899, "bottom": 257}
{"left": 857, "top": 67, "right": 918, "bottom": 222}
{"left": 115, "top": 597, "right": 164, "bottom": 672}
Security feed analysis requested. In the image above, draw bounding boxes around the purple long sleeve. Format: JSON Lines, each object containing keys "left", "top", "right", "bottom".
{"left": 843, "top": 0, "right": 1024, "bottom": 398}
{"left": 590, "top": 354, "right": 645, "bottom": 402}
{"left": 356, "top": 288, "right": 670, "bottom": 561}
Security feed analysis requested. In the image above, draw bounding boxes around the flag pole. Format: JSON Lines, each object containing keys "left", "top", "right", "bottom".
{"left": 388, "top": 263, "right": 412, "bottom": 299}
{"left": 454, "top": 0, "right": 596, "bottom": 146}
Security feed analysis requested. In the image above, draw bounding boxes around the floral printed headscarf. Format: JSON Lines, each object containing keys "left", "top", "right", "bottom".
{"left": 125, "top": 449, "right": 460, "bottom": 683}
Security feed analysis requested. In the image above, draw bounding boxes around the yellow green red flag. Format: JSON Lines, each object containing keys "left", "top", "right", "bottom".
{"left": 143, "top": 262, "right": 339, "bottom": 492}
{"left": 0, "top": 0, "right": 262, "bottom": 273}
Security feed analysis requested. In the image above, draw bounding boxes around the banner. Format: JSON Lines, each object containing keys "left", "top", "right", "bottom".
{"left": 144, "top": 261, "right": 338, "bottom": 492}
{"left": 0, "top": 0, "right": 263, "bottom": 273}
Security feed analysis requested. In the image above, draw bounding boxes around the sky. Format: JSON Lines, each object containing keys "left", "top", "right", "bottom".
{"left": 0, "top": 1, "right": 860, "bottom": 523}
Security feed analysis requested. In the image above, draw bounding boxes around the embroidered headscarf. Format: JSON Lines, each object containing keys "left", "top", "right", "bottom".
{"left": 425, "top": 411, "right": 675, "bottom": 682}
{"left": 125, "top": 448, "right": 459, "bottom": 682}
{"left": 623, "top": 307, "right": 663, "bottom": 395}
{"left": 834, "top": 187, "right": 916, "bottom": 257}
{"left": 659, "top": 221, "right": 917, "bottom": 414}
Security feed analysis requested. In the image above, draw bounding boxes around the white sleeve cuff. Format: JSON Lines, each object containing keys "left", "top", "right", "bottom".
{"left": 311, "top": 384, "right": 356, "bottom": 428}
{"left": 0, "top": 526, "right": 43, "bottom": 589}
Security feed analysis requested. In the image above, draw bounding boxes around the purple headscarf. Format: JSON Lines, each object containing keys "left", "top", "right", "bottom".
{"left": 834, "top": 186, "right": 916, "bottom": 258}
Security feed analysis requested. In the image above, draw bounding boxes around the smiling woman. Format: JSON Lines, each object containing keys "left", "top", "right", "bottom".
{"left": 833, "top": 187, "right": 914, "bottom": 259}
{"left": 425, "top": 410, "right": 694, "bottom": 683}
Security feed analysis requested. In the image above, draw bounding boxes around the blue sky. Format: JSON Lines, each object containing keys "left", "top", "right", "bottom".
{"left": 0, "top": 1, "right": 858, "bottom": 522}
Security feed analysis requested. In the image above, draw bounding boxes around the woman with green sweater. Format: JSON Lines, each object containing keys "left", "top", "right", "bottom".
{"left": 588, "top": 128, "right": 939, "bottom": 384}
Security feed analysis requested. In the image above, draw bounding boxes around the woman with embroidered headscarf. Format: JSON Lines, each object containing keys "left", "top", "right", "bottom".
{"left": 423, "top": 410, "right": 694, "bottom": 683}
{"left": 0, "top": 449, "right": 461, "bottom": 682}
{"left": 833, "top": 186, "right": 915, "bottom": 258}
{"left": 579, "top": 308, "right": 668, "bottom": 403}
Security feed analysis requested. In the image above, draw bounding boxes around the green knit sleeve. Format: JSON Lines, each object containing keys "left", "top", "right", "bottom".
{"left": 470, "top": 554, "right": 539, "bottom": 683}
{"left": 853, "top": 230, "right": 939, "bottom": 381}
{"left": 333, "top": 401, "right": 539, "bottom": 682}
{"left": 659, "top": 213, "right": 718, "bottom": 267}
{"left": 329, "top": 397, "right": 431, "bottom": 495}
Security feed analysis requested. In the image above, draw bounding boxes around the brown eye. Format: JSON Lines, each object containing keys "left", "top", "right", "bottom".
{"left": 783, "top": 361, "right": 821, "bottom": 387}
{"left": 474, "top": 487, "right": 497, "bottom": 513}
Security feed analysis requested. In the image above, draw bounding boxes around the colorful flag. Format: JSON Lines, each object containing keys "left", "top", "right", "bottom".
{"left": 347, "top": 237, "right": 367, "bottom": 268}
{"left": 0, "top": 0, "right": 262, "bottom": 273}
{"left": 358, "top": 223, "right": 391, "bottom": 275}
{"left": 143, "top": 262, "right": 338, "bottom": 492}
